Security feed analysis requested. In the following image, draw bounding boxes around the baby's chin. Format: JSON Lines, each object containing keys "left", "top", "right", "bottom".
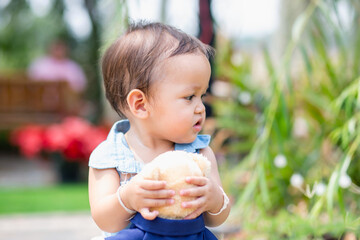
{"left": 172, "top": 135, "right": 198, "bottom": 145}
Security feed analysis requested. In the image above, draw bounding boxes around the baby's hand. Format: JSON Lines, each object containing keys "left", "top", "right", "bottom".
{"left": 180, "top": 176, "right": 223, "bottom": 220}
{"left": 121, "top": 174, "right": 175, "bottom": 220}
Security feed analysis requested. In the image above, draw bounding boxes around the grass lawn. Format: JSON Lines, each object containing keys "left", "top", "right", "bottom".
{"left": 0, "top": 184, "right": 90, "bottom": 214}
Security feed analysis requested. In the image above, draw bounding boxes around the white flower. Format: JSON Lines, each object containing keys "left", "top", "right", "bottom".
{"left": 293, "top": 117, "right": 308, "bottom": 138}
{"left": 274, "top": 154, "right": 287, "bottom": 168}
{"left": 315, "top": 182, "right": 326, "bottom": 196}
{"left": 231, "top": 52, "right": 244, "bottom": 66}
{"left": 339, "top": 174, "right": 352, "bottom": 188}
{"left": 290, "top": 173, "right": 304, "bottom": 188}
{"left": 348, "top": 119, "right": 356, "bottom": 135}
{"left": 211, "top": 80, "right": 232, "bottom": 98}
{"left": 238, "top": 91, "right": 252, "bottom": 105}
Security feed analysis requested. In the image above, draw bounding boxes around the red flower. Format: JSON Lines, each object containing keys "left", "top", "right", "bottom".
{"left": 11, "top": 117, "right": 109, "bottom": 163}
{"left": 82, "top": 127, "right": 108, "bottom": 159}
{"left": 11, "top": 125, "right": 45, "bottom": 158}
{"left": 43, "top": 124, "right": 68, "bottom": 152}
{"left": 63, "top": 138, "right": 86, "bottom": 161}
{"left": 61, "top": 117, "right": 91, "bottom": 139}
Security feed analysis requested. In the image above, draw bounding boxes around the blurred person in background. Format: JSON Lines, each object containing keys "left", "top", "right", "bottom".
{"left": 27, "top": 39, "right": 87, "bottom": 93}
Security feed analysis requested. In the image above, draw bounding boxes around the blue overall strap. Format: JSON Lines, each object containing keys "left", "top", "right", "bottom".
{"left": 105, "top": 213, "right": 218, "bottom": 240}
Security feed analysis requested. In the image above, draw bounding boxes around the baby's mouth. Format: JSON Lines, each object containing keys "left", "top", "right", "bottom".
{"left": 194, "top": 119, "right": 202, "bottom": 126}
{"left": 193, "top": 119, "right": 203, "bottom": 131}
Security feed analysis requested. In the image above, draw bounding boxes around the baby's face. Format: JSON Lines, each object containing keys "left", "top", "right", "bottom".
{"left": 147, "top": 53, "right": 211, "bottom": 144}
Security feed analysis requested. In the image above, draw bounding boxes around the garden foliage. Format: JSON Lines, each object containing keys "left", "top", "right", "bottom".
{"left": 215, "top": 0, "right": 360, "bottom": 238}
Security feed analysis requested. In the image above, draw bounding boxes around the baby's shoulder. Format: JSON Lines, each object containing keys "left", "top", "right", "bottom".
{"left": 88, "top": 138, "right": 121, "bottom": 169}
{"left": 88, "top": 119, "right": 136, "bottom": 170}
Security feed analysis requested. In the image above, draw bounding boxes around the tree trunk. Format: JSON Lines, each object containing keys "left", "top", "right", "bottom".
{"left": 198, "top": 0, "right": 215, "bottom": 117}
{"left": 84, "top": 0, "right": 103, "bottom": 123}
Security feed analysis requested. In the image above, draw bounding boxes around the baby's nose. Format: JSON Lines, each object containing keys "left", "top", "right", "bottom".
{"left": 195, "top": 101, "right": 205, "bottom": 114}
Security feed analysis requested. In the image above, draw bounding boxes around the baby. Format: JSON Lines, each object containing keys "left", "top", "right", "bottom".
{"left": 88, "top": 21, "right": 230, "bottom": 239}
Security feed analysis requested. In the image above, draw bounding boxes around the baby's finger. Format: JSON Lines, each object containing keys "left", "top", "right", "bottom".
{"left": 181, "top": 196, "right": 206, "bottom": 209}
{"left": 143, "top": 198, "right": 174, "bottom": 208}
{"left": 140, "top": 208, "right": 158, "bottom": 220}
{"left": 185, "top": 176, "right": 208, "bottom": 186}
{"left": 141, "top": 180, "right": 167, "bottom": 190}
{"left": 184, "top": 208, "right": 204, "bottom": 220}
{"left": 144, "top": 189, "right": 175, "bottom": 199}
{"left": 180, "top": 186, "right": 205, "bottom": 197}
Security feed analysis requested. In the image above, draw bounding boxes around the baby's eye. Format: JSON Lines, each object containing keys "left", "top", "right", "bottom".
{"left": 185, "top": 95, "right": 195, "bottom": 101}
{"left": 201, "top": 93, "right": 207, "bottom": 99}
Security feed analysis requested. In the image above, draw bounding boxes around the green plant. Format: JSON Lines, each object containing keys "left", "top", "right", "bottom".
{"left": 216, "top": 0, "right": 360, "bottom": 238}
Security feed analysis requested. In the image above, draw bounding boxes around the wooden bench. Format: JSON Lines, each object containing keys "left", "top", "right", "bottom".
{"left": 0, "top": 78, "right": 80, "bottom": 130}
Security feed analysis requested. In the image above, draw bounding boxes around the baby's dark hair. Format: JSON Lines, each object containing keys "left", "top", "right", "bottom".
{"left": 101, "top": 21, "right": 214, "bottom": 118}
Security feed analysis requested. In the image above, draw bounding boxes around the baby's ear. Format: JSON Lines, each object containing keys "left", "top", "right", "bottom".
{"left": 126, "top": 89, "right": 149, "bottom": 119}
{"left": 192, "top": 153, "right": 211, "bottom": 177}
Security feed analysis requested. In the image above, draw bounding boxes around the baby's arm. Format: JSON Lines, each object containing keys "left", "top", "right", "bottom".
{"left": 180, "top": 146, "right": 231, "bottom": 227}
{"left": 88, "top": 168, "right": 131, "bottom": 233}
{"left": 88, "top": 167, "right": 175, "bottom": 233}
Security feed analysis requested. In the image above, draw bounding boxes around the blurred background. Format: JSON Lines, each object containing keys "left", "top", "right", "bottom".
{"left": 1, "top": 0, "right": 360, "bottom": 239}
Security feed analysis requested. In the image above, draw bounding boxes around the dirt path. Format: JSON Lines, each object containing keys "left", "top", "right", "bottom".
{"left": 0, "top": 212, "right": 102, "bottom": 240}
